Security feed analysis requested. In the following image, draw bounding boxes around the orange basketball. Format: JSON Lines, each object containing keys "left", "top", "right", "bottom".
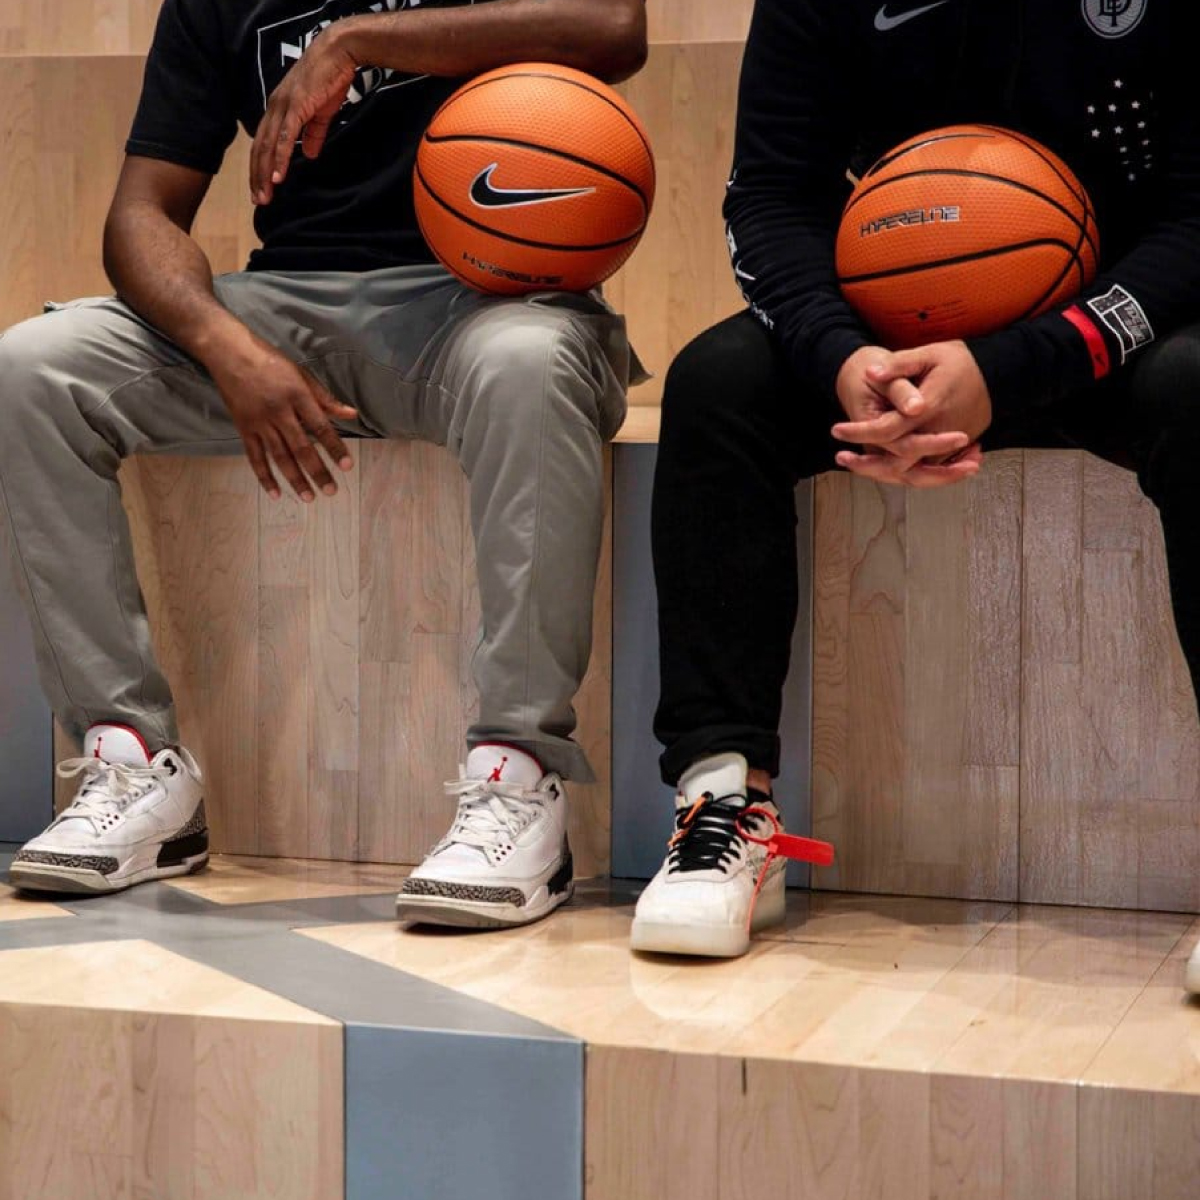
{"left": 836, "top": 125, "right": 1098, "bottom": 348}
{"left": 415, "top": 63, "right": 656, "bottom": 295}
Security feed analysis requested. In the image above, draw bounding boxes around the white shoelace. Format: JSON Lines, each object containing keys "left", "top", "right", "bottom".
{"left": 441, "top": 777, "right": 544, "bottom": 851}
{"left": 53, "top": 757, "right": 177, "bottom": 834}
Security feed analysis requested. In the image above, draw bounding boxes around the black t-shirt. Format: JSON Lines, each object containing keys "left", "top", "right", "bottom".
{"left": 127, "top": 0, "right": 494, "bottom": 271}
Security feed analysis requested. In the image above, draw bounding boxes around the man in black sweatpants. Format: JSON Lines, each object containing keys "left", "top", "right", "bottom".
{"left": 629, "top": 0, "right": 1200, "bottom": 975}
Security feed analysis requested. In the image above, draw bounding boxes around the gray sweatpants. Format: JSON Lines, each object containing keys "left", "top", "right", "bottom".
{"left": 0, "top": 264, "right": 633, "bottom": 782}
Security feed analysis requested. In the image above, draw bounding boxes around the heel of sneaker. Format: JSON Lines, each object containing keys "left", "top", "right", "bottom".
{"left": 749, "top": 877, "right": 787, "bottom": 933}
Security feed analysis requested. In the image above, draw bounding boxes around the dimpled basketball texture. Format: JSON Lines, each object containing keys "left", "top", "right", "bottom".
{"left": 415, "top": 63, "right": 656, "bottom": 295}
{"left": 836, "top": 124, "right": 1099, "bottom": 348}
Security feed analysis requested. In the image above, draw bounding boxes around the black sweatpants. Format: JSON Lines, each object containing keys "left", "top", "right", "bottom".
{"left": 652, "top": 310, "right": 1200, "bottom": 784}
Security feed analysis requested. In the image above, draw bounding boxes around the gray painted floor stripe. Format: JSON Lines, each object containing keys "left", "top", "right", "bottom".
{"left": 346, "top": 1026, "right": 583, "bottom": 1200}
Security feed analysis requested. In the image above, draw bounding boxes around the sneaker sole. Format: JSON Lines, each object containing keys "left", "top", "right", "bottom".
{"left": 397, "top": 853, "right": 574, "bottom": 930}
{"left": 630, "top": 885, "right": 787, "bottom": 958}
{"left": 9, "top": 851, "right": 209, "bottom": 896}
{"left": 396, "top": 880, "right": 574, "bottom": 929}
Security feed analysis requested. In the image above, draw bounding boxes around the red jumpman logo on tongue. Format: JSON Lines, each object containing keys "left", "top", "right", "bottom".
{"left": 94, "top": 736, "right": 104, "bottom": 760}
{"left": 488, "top": 756, "right": 509, "bottom": 783}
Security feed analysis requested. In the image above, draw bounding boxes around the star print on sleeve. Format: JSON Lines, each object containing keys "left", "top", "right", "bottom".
{"left": 1083, "top": 80, "right": 1156, "bottom": 183}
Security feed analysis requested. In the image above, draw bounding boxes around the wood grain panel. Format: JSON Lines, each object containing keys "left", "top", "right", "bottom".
{"left": 0, "top": 1, "right": 159, "bottom": 55}
{"left": 0, "top": 56, "right": 137, "bottom": 330}
{"left": 609, "top": 42, "right": 745, "bottom": 406}
{"left": 813, "top": 447, "right": 1198, "bottom": 911}
{"left": 585, "top": 1046, "right": 1082, "bottom": 1200}
{"left": 0, "top": 941, "right": 341, "bottom": 1200}
{"left": 122, "top": 456, "right": 261, "bottom": 853}
{"left": 812, "top": 458, "right": 1023, "bottom": 902}
{"left": 585, "top": 1046, "right": 719, "bottom": 1200}
{"left": 0, "top": 55, "right": 256, "bottom": 331}
{"left": 1020, "top": 453, "right": 1200, "bottom": 910}
{"left": 645, "top": 0, "right": 755, "bottom": 44}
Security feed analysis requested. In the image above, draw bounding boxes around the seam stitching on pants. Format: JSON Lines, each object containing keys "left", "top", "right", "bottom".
{"left": 107, "top": 483, "right": 156, "bottom": 724}
{"left": 0, "top": 461, "right": 89, "bottom": 724}
{"left": 82, "top": 362, "right": 206, "bottom": 420}
{"left": 84, "top": 350, "right": 369, "bottom": 425}
{"left": 522, "top": 330, "right": 558, "bottom": 726}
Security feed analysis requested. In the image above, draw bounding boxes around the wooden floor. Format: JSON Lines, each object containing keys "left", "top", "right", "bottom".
{"left": 3, "top": 855, "right": 1199, "bottom": 1199}
{"left": 309, "top": 882, "right": 1200, "bottom": 1200}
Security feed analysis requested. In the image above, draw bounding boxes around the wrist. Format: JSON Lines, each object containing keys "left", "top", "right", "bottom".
{"left": 190, "top": 312, "right": 267, "bottom": 378}
{"left": 330, "top": 15, "right": 374, "bottom": 67}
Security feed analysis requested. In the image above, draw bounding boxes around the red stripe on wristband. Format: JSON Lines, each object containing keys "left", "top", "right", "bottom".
{"left": 1062, "top": 305, "right": 1111, "bottom": 380}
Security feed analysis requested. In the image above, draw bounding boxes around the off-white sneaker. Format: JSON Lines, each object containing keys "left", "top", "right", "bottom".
{"left": 396, "top": 744, "right": 573, "bottom": 928}
{"left": 631, "top": 752, "right": 786, "bottom": 958}
{"left": 9, "top": 723, "right": 207, "bottom": 895}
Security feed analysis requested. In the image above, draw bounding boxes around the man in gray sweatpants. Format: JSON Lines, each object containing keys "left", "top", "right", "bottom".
{"left": 0, "top": 0, "right": 648, "bottom": 930}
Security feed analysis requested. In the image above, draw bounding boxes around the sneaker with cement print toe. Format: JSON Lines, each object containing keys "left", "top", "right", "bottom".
{"left": 9, "top": 723, "right": 208, "bottom": 895}
{"left": 396, "top": 744, "right": 573, "bottom": 929}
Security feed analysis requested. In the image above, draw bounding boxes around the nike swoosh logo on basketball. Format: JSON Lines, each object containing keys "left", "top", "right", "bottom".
{"left": 469, "top": 164, "right": 596, "bottom": 209}
{"left": 874, "top": 1, "right": 951, "bottom": 32}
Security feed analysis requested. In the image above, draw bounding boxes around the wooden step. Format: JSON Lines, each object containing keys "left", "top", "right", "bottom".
{"left": 4, "top": 853, "right": 1198, "bottom": 1200}
{"left": 310, "top": 881, "right": 1200, "bottom": 1200}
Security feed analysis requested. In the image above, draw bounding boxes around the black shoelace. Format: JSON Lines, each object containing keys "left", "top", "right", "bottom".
{"left": 668, "top": 790, "right": 770, "bottom": 874}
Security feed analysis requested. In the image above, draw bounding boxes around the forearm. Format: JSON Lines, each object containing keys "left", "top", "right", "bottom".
{"left": 724, "top": 0, "right": 867, "bottom": 400}
{"left": 333, "top": 0, "right": 646, "bottom": 84}
{"left": 103, "top": 203, "right": 257, "bottom": 370}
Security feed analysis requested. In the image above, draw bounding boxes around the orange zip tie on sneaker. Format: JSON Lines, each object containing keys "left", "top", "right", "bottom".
{"left": 668, "top": 795, "right": 709, "bottom": 849}
{"left": 737, "top": 807, "right": 836, "bottom": 932}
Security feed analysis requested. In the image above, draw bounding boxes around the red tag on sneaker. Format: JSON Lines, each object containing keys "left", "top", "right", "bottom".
{"left": 738, "top": 808, "right": 835, "bottom": 867}
{"left": 765, "top": 832, "right": 835, "bottom": 867}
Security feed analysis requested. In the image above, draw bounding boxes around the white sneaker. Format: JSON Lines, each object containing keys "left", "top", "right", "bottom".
{"left": 631, "top": 752, "right": 786, "bottom": 958}
{"left": 396, "top": 744, "right": 573, "bottom": 928}
{"left": 9, "top": 723, "right": 208, "bottom": 895}
{"left": 1187, "top": 939, "right": 1200, "bottom": 995}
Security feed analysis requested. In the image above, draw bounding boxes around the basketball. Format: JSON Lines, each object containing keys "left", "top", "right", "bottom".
{"left": 414, "top": 63, "right": 656, "bottom": 296}
{"left": 836, "top": 125, "right": 1098, "bottom": 348}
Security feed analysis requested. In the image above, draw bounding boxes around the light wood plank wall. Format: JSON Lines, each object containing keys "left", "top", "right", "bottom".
{"left": 606, "top": 2, "right": 751, "bottom": 405}
{"left": 812, "top": 459, "right": 1200, "bottom": 911}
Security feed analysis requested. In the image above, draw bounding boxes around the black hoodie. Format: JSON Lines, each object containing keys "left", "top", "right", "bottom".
{"left": 723, "top": 0, "right": 1200, "bottom": 415}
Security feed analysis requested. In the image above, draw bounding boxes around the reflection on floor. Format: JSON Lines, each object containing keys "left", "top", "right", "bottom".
{"left": 312, "top": 882, "right": 1200, "bottom": 1081}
